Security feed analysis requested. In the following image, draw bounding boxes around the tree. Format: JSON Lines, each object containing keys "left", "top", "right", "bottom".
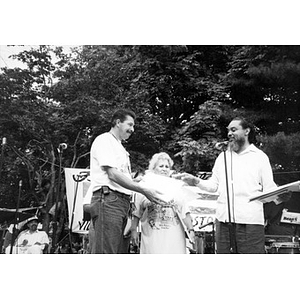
{"left": 51, "top": 45, "right": 169, "bottom": 171}
{"left": 173, "top": 46, "right": 300, "bottom": 174}
{"left": 0, "top": 46, "right": 73, "bottom": 243}
{"left": 259, "top": 131, "right": 300, "bottom": 173}
{"left": 226, "top": 45, "right": 300, "bottom": 134}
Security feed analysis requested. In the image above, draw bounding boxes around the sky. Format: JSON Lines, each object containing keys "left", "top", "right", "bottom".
{"left": 0, "top": 45, "right": 30, "bottom": 69}
{"left": 0, "top": 45, "right": 75, "bottom": 69}
{"left": 0, "top": 45, "right": 49, "bottom": 69}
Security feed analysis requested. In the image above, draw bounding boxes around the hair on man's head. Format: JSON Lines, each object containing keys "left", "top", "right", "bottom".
{"left": 232, "top": 116, "right": 257, "bottom": 144}
{"left": 110, "top": 109, "right": 136, "bottom": 127}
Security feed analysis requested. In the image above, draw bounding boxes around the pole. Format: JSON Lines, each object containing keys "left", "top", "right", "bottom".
{"left": 10, "top": 179, "right": 22, "bottom": 254}
{"left": 223, "top": 149, "right": 237, "bottom": 253}
{"left": 212, "top": 221, "right": 216, "bottom": 254}
{"left": 70, "top": 176, "right": 80, "bottom": 235}
{"left": 0, "top": 137, "right": 7, "bottom": 181}
{"left": 51, "top": 146, "right": 63, "bottom": 253}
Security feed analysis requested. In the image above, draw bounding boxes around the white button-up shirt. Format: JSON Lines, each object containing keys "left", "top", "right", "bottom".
{"left": 199, "top": 144, "right": 277, "bottom": 225}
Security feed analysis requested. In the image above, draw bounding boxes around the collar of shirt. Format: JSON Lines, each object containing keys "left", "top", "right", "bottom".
{"left": 231, "top": 143, "right": 258, "bottom": 156}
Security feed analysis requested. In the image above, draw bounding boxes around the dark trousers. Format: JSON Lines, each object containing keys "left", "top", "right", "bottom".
{"left": 89, "top": 188, "right": 130, "bottom": 254}
{"left": 215, "top": 220, "right": 265, "bottom": 254}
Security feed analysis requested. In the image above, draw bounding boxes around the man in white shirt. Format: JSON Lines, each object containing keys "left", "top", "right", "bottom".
{"left": 89, "top": 109, "right": 165, "bottom": 253}
{"left": 6, "top": 216, "right": 49, "bottom": 254}
{"left": 175, "top": 117, "right": 278, "bottom": 253}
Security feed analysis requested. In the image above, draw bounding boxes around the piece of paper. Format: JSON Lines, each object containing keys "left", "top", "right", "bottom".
{"left": 249, "top": 180, "right": 300, "bottom": 203}
{"left": 139, "top": 172, "right": 186, "bottom": 202}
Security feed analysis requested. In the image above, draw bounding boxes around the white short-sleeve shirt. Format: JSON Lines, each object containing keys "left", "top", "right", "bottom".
{"left": 90, "top": 132, "right": 132, "bottom": 195}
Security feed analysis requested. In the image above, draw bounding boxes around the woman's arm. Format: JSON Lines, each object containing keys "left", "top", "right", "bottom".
{"left": 183, "top": 212, "right": 195, "bottom": 244}
{"left": 130, "top": 215, "right": 140, "bottom": 247}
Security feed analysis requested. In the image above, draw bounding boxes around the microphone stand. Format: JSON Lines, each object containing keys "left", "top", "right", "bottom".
{"left": 10, "top": 180, "right": 22, "bottom": 254}
{"left": 212, "top": 221, "right": 215, "bottom": 253}
{"left": 222, "top": 147, "right": 237, "bottom": 254}
{"left": 70, "top": 173, "right": 89, "bottom": 232}
{"left": 51, "top": 145, "right": 64, "bottom": 253}
{"left": 67, "top": 172, "right": 89, "bottom": 253}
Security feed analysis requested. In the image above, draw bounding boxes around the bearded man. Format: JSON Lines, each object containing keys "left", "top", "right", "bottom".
{"left": 175, "top": 117, "right": 278, "bottom": 254}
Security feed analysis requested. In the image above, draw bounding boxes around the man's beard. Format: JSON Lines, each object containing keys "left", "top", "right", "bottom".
{"left": 229, "top": 137, "right": 246, "bottom": 152}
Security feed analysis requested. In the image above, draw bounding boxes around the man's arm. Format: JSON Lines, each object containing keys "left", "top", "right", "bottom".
{"left": 106, "top": 167, "right": 167, "bottom": 205}
{"left": 183, "top": 212, "right": 195, "bottom": 244}
{"left": 173, "top": 173, "right": 218, "bottom": 193}
{"left": 260, "top": 155, "right": 278, "bottom": 192}
{"left": 34, "top": 232, "right": 49, "bottom": 249}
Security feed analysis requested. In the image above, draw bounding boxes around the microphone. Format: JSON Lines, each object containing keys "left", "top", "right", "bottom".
{"left": 59, "top": 143, "right": 68, "bottom": 150}
{"left": 215, "top": 141, "right": 229, "bottom": 150}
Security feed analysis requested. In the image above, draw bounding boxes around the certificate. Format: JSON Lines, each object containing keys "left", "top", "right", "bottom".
{"left": 249, "top": 180, "right": 300, "bottom": 203}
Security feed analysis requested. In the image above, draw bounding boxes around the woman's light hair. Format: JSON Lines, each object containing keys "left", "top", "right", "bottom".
{"left": 148, "top": 152, "right": 174, "bottom": 171}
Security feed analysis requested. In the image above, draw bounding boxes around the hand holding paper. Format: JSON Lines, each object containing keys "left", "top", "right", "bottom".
{"left": 249, "top": 180, "right": 300, "bottom": 203}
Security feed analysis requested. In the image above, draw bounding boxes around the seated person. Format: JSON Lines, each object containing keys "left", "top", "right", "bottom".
{"left": 6, "top": 216, "right": 49, "bottom": 254}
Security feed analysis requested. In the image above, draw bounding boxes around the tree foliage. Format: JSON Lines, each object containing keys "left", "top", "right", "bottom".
{"left": 226, "top": 45, "right": 300, "bottom": 134}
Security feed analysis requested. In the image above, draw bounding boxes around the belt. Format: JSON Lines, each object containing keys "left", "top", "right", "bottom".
{"left": 94, "top": 186, "right": 132, "bottom": 202}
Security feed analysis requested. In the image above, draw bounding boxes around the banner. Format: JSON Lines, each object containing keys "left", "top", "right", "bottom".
{"left": 64, "top": 168, "right": 91, "bottom": 234}
{"left": 185, "top": 186, "right": 218, "bottom": 232}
